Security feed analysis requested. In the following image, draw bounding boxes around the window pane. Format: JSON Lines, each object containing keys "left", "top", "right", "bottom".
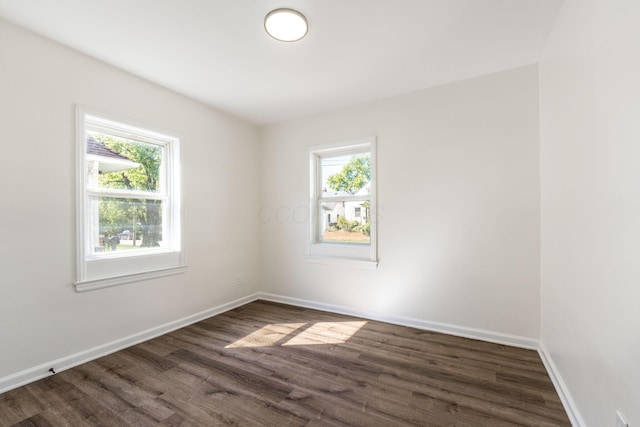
{"left": 320, "top": 201, "right": 370, "bottom": 244}
{"left": 90, "top": 197, "right": 165, "bottom": 254}
{"left": 321, "top": 152, "right": 371, "bottom": 196}
{"left": 86, "top": 131, "right": 162, "bottom": 193}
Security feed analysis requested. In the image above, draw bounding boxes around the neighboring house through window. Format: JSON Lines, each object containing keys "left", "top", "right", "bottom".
{"left": 76, "top": 108, "right": 184, "bottom": 291}
{"left": 307, "top": 137, "right": 377, "bottom": 268}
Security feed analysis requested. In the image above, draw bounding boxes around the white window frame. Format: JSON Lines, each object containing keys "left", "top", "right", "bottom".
{"left": 306, "top": 137, "right": 377, "bottom": 268}
{"left": 75, "top": 107, "right": 185, "bottom": 292}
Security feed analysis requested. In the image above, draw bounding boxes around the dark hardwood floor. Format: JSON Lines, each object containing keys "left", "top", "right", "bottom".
{"left": 0, "top": 301, "right": 570, "bottom": 426}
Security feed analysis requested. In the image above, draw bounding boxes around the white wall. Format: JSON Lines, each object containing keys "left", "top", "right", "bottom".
{"left": 10, "top": 5, "right": 638, "bottom": 423}
{"left": 539, "top": 0, "right": 640, "bottom": 425}
{"left": 0, "top": 19, "right": 260, "bottom": 381}
{"left": 260, "top": 66, "right": 541, "bottom": 340}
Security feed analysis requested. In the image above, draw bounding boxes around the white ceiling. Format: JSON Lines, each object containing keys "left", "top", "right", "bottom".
{"left": 0, "top": 0, "right": 562, "bottom": 125}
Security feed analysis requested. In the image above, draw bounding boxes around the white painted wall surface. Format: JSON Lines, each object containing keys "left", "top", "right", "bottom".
{"left": 0, "top": 19, "right": 260, "bottom": 380}
{"left": 539, "top": 0, "right": 640, "bottom": 425}
{"left": 260, "top": 66, "right": 541, "bottom": 340}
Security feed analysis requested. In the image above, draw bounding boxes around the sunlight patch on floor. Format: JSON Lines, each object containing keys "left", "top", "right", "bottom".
{"left": 282, "top": 321, "right": 367, "bottom": 346}
{"left": 225, "top": 321, "right": 367, "bottom": 348}
{"left": 225, "top": 323, "right": 306, "bottom": 348}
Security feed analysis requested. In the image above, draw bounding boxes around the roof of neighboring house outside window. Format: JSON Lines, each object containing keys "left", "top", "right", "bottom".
{"left": 86, "top": 134, "right": 131, "bottom": 161}
{"left": 86, "top": 134, "right": 140, "bottom": 173}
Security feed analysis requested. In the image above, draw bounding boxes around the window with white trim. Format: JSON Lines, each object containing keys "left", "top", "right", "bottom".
{"left": 76, "top": 109, "right": 184, "bottom": 291}
{"left": 307, "top": 137, "right": 377, "bottom": 267}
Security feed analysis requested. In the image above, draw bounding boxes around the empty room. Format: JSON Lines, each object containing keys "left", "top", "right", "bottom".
{"left": 0, "top": 1, "right": 638, "bottom": 426}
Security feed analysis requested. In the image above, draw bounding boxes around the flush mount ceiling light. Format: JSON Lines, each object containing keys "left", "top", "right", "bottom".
{"left": 264, "top": 8, "right": 308, "bottom": 42}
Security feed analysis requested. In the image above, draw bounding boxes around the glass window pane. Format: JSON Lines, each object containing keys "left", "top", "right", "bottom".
{"left": 319, "top": 201, "right": 370, "bottom": 244}
{"left": 90, "top": 197, "right": 165, "bottom": 254}
{"left": 320, "top": 152, "right": 371, "bottom": 196}
{"left": 86, "top": 131, "right": 163, "bottom": 193}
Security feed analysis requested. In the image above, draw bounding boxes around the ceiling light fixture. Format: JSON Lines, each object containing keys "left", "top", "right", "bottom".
{"left": 264, "top": 8, "right": 308, "bottom": 42}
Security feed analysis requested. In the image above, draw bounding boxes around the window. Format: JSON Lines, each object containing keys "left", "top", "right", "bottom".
{"left": 307, "top": 137, "right": 377, "bottom": 268}
{"left": 76, "top": 108, "right": 184, "bottom": 291}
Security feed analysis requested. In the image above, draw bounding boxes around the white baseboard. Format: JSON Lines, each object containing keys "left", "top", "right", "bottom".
{"left": 256, "top": 292, "right": 539, "bottom": 350}
{"left": 538, "top": 342, "right": 586, "bottom": 427}
{"left": 0, "top": 290, "right": 584, "bottom": 427}
{"left": 0, "top": 293, "right": 260, "bottom": 395}
{"left": 256, "top": 293, "right": 586, "bottom": 426}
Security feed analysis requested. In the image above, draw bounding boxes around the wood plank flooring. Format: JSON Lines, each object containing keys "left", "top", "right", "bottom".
{"left": 0, "top": 301, "right": 570, "bottom": 426}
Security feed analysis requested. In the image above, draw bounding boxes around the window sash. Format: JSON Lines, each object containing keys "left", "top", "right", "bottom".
{"left": 86, "top": 196, "right": 169, "bottom": 257}
{"left": 83, "top": 124, "right": 171, "bottom": 257}
{"left": 85, "top": 132, "right": 169, "bottom": 196}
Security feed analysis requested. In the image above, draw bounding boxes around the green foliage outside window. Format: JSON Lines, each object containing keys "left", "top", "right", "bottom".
{"left": 326, "top": 155, "right": 370, "bottom": 194}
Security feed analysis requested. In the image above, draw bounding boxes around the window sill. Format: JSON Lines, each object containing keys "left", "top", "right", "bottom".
{"left": 74, "top": 265, "right": 187, "bottom": 292}
{"left": 304, "top": 256, "right": 377, "bottom": 269}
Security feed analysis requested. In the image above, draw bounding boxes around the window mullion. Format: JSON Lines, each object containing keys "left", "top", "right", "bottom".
{"left": 86, "top": 188, "right": 167, "bottom": 200}
{"left": 319, "top": 195, "right": 370, "bottom": 203}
